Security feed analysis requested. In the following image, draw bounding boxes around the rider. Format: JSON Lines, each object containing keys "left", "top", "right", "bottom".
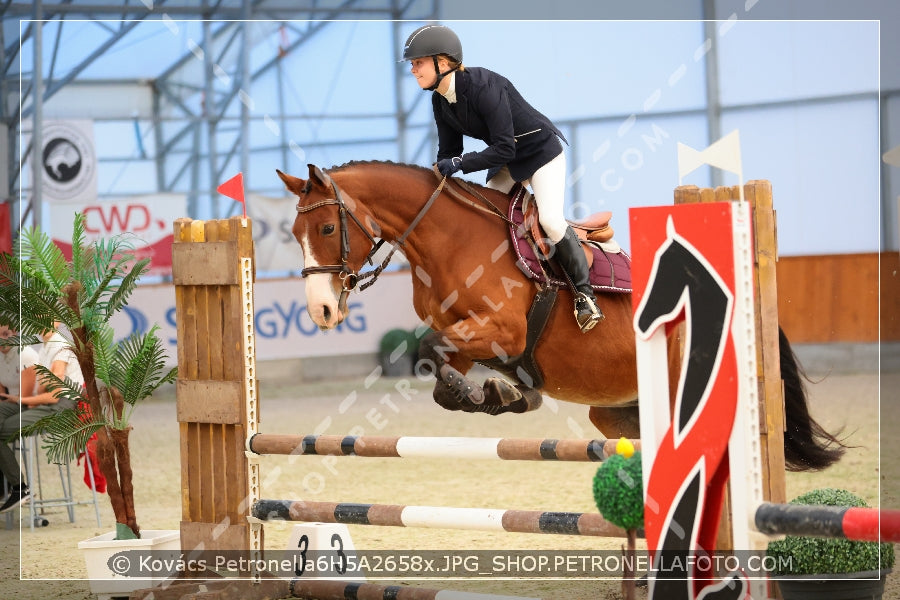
{"left": 402, "top": 24, "right": 603, "bottom": 332}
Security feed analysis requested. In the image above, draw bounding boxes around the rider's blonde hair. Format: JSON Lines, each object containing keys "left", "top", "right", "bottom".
{"left": 437, "top": 54, "right": 464, "bottom": 72}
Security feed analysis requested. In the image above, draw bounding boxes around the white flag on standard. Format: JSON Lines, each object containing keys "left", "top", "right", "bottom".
{"left": 677, "top": 130, "right": 744, "bottom": 200}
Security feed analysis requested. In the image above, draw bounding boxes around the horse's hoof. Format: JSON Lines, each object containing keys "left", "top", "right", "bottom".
{"left": 483, "top": 377, "right": 523, "bottom": 406}
{"left": 508, "top": 395, "right": 543, "bottom": 413}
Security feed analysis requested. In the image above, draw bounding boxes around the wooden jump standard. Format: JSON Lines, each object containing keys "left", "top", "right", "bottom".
{"left": 170, "top": 217, "right": 262, "bottom": 557}
{"left": 672, "top": 181, "right": 786, "bottom": 556}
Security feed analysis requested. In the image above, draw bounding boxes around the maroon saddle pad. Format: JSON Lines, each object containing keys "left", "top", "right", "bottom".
{"left": 507, "top": 189, "right": 632, "bottom": 294}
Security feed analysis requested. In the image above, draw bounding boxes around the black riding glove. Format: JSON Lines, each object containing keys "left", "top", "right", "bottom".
{"left": 436, "top": 156, "right": 462, "bottom": 177}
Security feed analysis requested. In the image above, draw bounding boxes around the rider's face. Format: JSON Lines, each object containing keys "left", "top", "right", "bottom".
{"left": 409, "top": 57, "right": 438, "bottom": 89}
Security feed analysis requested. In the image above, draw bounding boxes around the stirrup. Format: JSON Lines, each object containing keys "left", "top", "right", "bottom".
{"left": 574, "top": 292, "right": 604, "bottom": 333}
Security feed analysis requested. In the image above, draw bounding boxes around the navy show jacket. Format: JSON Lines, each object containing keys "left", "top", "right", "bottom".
{"left": 432, "top": 67, "right": 567, "bottom": 183}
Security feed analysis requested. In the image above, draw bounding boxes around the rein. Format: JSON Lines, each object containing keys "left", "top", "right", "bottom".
{"left": 432, "top": 168, "right": 515, "bottom": 227}
{"left": 355, "top": 174, "right": 448, "bottom": 292}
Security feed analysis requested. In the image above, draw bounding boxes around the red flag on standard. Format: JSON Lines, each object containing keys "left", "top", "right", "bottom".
{"left": 217, "top": 172, "right": 246, "bottom": 217}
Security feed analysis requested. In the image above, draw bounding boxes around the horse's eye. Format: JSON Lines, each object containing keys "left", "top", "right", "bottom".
{"left": 321, "top": 224, "right": 335, "bottom": 236}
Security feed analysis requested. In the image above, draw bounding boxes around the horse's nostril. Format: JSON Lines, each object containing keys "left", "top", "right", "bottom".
{"left": 322, "top": 305, "right": 332, "bottom": 323}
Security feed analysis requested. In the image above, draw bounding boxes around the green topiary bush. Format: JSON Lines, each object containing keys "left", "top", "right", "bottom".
{"left": 379, "top": 328, "right": 419, "bottom": 357}
{"left": 378, "top": 328, "right": 422, "bottom": 376}
{"left": 592, "top": 451, "right": 644, "bottom": 530}
{"left": 767, "top": 488, "right": 895, "bottom": 575}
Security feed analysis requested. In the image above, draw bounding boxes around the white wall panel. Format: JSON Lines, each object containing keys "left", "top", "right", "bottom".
{"left": 722, "top": 98, "right": 880, "bottom": 255}
{"left": 716, "top": 21, "right": 878, "bottom": 105}
{"left": 42, "top": 83, "right": 154, "bottom": 120}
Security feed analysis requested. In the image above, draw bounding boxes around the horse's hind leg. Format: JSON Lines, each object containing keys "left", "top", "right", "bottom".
{"left": 589, "top": 405, "right": 641, "bottom": 439}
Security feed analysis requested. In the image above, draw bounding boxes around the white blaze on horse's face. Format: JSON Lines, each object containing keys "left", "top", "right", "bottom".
{"left": 300, "top": 235, "right": 346, "bottom": 330}
{"left": 277, "top": 167, "right": 347, "bottom": 329}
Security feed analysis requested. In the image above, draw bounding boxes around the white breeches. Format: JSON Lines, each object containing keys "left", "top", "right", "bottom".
{"left": 486, "top": 151, "right": 568, "bottom": 243}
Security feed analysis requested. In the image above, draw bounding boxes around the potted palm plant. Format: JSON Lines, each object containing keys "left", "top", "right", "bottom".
{"left": 766, "top": 488, "right": 894, "bottom": 599}
{"left": 0, "top": 212, "right": 177, "bottom": 542}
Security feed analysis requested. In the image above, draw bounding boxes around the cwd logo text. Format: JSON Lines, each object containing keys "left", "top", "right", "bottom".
{"left": 50, "top": 194, "right": 187, "bottom": 276}
{"left": 82, "top": 204, "right": 168, "bottom": 236}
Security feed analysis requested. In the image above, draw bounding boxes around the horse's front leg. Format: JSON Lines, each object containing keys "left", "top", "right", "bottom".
{"left": 418, "top": 321, "right": 540, "bottom": 415}
{"left": 418, "top": 328, "right": 484, "bottom": 410}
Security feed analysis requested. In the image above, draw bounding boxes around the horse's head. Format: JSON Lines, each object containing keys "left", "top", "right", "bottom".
{"left": 277, "top": 164, "right": 380, "bottom": 330}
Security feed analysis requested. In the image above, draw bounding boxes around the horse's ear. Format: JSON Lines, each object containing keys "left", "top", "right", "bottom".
{"left": 308, "top": 164, "right": 331, "bottom": 189}
{"left": 276, "top": 169, "right": 306, "bottom": 196}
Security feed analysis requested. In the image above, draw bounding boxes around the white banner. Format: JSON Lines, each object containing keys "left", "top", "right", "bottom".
{"left": 36, "top": 120, "right": 98, "bottom": 204}
{"left": 49, "top": 194, "right": 187, "bottom": 275}
{"left": 246, "top": 193, "right": 304, "bottom": 272}
{"left": 109, "top": 272, "right": 422, "bottom": 365}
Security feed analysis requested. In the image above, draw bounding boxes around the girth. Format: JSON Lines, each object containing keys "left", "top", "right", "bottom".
{"left": 478, "top": 285, "right": 558, "bottom": 390}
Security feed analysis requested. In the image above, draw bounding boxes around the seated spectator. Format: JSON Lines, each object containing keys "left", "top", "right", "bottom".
{"left": 0, "top": 322, "right": 38, "bottom": 501}
{"left": 0, "top": 323, "right": 82, "bottom": 513}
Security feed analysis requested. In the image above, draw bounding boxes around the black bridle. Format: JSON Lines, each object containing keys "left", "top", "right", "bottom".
{"left": 296, "top": 172, "right": 377, "bottom": 292}
{"left": 295, "top": 166, "right": 448, "bottom": 306}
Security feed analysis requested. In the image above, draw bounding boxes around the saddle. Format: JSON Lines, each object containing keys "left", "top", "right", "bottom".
{"left": 508, "top": 185, "right": 632, "bottom": 293}
{"left": 520, "top": 190, "right": 614, "bottom": 262}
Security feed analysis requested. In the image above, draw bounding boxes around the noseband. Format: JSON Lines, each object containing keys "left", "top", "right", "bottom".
{"left": 295, "top": 167, "right": 448, "bottom": 302}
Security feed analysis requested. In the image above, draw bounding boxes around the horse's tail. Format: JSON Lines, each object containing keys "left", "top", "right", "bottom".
{"left": 780, "top": 326, "right": 846, "bottom": 471}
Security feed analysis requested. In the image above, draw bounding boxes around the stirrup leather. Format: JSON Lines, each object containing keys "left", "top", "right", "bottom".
{"left": 574, "top": 292, "right": 604, "bottom": 332}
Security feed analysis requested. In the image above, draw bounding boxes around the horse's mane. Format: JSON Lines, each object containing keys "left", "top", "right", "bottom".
{"left": 327, "top": 159, "right": 494, "bottom": 193}
{"left": 328, "top": 159, "right": 426, "bottom": 175}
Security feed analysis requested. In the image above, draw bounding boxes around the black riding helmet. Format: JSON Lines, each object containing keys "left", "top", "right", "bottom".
{"left": 402, "top": 24, "right": 463, "bottom": 91}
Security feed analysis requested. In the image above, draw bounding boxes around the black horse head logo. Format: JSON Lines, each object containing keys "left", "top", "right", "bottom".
{"left": 42, "top": 137, "right": 82, "bottom": 183}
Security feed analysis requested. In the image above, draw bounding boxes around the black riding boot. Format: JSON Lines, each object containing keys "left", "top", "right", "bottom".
{"left": 554, "top": 227, "right": 604, "bottom": 332}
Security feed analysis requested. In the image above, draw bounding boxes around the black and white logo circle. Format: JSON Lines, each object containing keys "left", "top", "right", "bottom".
{"left": 41, "top": 122, "right": 95, "bottom": 201}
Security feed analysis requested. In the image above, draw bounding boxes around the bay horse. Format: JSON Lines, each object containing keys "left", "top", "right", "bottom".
{"left": 276, "top": 161, "right": 843, "bottom": 472}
